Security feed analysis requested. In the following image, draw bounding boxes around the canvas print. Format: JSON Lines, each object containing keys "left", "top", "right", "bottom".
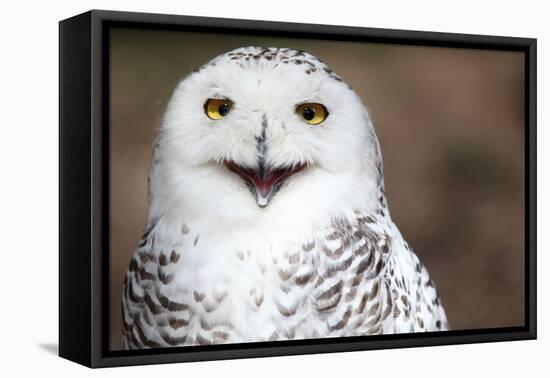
{"left": 110, "top": 28, "right": 525, "bottom": 350}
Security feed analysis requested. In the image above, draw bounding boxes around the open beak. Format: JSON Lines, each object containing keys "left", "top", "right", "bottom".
{"left": 224, "top": 160, "right": 305, "bottom": 208}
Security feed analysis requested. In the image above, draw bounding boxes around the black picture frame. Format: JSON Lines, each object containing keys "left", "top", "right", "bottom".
{"left": 59, "top": 9, "right": 537, "bottom": 368}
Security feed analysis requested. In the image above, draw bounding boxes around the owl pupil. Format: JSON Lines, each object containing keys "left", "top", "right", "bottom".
{"left": 303, "top": 107, "right": 315, "bottom": 120}
{"left": 218, "top": 103, "right": 229, "bottom": 116}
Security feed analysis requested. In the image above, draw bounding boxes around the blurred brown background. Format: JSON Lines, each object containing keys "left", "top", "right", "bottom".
{"left": 109, "top": 27, "right": 525, "bottom": 350}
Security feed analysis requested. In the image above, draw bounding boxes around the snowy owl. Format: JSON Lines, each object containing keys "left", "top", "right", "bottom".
{"left": 122, "top": 46, "right": 448, "bottom": 349}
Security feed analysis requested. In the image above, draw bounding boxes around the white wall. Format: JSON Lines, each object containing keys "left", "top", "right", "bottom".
{"left": 0, "top": 0, "right": 546, "bottom": 376}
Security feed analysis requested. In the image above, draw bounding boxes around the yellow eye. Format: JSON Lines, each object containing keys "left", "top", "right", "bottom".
{"left": 204, "top": 98, "right": 233, "bottom": 120}
{"left": 296, "top": 103, "right": 329, "bottom": 125}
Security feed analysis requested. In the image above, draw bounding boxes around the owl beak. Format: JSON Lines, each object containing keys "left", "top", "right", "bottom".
{"left": 224, "top": 161, "right": 305, "bottom": 208}
{"left": 251, "top": 164, "right": 284, "bottom": 208}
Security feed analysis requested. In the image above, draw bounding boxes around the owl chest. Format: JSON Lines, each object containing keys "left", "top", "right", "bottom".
{"left": 158, "top": 233, "right": 390, "bottom": 342}
{"left": 166, "top": 241, "right": 318, "bottom": 341}
{"left": 127, "top": 215, "right": 439, "bottom": 347}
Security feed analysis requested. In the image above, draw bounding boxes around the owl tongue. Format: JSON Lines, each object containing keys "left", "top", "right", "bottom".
{"left": 224, "top": 161, "right": 303, "bottom": 208}
{"left": 248, "top": 169, "right": 288, "bottom": 208}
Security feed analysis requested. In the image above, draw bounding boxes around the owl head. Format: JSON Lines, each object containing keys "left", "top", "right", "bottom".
{"left": 149, "top": 47, "right": 386, "bottom": 233}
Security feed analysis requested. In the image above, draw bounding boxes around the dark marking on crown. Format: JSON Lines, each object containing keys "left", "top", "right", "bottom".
{"left": 194, "top": 47, "right": 351, "bottom": 87}
{"left": 193, "top": 291, "right": 205, "bottom": 302}
{"left": 181, "top": 223, "right": 189, "bottom": 235}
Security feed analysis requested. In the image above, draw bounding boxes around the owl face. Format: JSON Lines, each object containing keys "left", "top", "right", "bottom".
{"left": 152, "top": 47, "right": 382, "bottom": 228}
